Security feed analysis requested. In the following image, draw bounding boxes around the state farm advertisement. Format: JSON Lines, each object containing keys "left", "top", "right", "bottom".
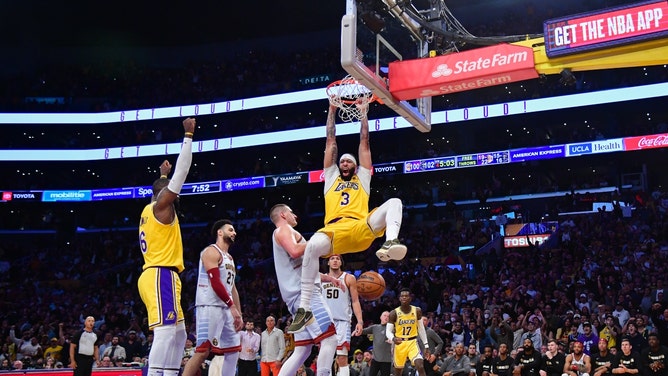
{"left": 544, "top": 0, "right": 668, "bottom": 57}
{"left": 388, "top": 44, "right": 537, "bottom": 100}
{"left": 623, "top": 133, "right": 668, "bottom": 151}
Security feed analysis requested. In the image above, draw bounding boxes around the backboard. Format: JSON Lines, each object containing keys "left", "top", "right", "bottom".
{"left": 341, "top": 0, "right": 432, "bottom": 132}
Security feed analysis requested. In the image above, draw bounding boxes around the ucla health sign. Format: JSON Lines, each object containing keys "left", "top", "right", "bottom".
{"left": 567, "top": 139, "right": 624, "bottom": 156}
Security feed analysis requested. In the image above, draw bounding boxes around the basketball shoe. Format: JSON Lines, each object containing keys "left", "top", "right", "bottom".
{"left": 376, "top": 239, "right": 407, "bottom": 261}
{"left": 287, "top": 308, "right": 314, "bottom": 333}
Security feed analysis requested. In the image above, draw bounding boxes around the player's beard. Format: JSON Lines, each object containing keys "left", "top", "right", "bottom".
{"left": 339, "top": 168, "right": 354, "bottom": 181}
{"left": 223, "top": 234, "right": 235, "bottom": 245}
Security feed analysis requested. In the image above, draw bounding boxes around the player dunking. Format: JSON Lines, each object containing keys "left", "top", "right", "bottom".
{"left": 182, "top": 219, "right": 244, "bottom": 376}
{"left": 270, "top": 204, "right": 339, "bottom": 376}
{"left": 289, "top": 103, "right": 406, "bottom": 333}
{"left": 138, "top": 118, "right": 195, "bottom": 376}
{"left": 323, "top": 255, "right": 364, "bottom": 376}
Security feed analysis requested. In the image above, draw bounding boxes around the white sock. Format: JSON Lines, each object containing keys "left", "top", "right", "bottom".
{"left": 368, "top": 198, "right": 402, "bottom": 240}
{"left": 168, "top": 322, "right": 187, "bottom": 370}
{"left": 299, "top": 233, "right": 330, "bottom": 308}
{"left": 221, "top": 352, "right": 239, "bottom": 376}
{"left": 148, "top": 325, "right": 170, "bottom": 373}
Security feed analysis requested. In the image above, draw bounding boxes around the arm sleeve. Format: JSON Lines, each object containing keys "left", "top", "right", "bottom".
{"left": 386, "top": 323, "right": 395, "bottom": 342}
{"left": 207, "top": 268, "right": 234, "bottom": 307}
{"left": 167, "top": 137, "right": 192, "bottom": 194}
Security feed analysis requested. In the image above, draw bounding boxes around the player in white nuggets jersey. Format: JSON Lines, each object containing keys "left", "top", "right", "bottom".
{"left": 324, "top": 254, "right": 364, "bottom": 376}
{"left": 182, "top": 220, "right": 243, "bottom": 376}
{"left": 270, "top": 204, "right": 339, "bottom": 376}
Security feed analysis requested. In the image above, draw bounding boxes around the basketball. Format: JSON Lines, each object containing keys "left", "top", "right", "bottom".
{"left": 356, "top": 271, "right": 386, "bottom": 300}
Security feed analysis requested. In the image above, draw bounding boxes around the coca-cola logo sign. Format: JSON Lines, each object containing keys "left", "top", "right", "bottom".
{"left": 638, "top": 135, "right": 668, "bottom": 148}
{"left": 624, "top": 133, "right": 668, "bottom": 151}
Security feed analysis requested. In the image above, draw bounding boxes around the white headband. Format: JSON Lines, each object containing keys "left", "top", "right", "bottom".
{"left": 339, "top": 153, "right": 357, "bottom": 165}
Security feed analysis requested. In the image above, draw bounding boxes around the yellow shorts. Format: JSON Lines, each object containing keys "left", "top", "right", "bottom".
{"left": 393, "top": 338, "right": 422, "bottom": 368}
{"left": 319, "top": 209, "right": 385, "bottom": 257}
{"left": 137, "top": 267, "right": 184, "bottom": 329}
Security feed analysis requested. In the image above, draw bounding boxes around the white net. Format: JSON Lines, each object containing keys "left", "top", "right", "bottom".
{"left": 326, "top": 75, "right": 376, "bottom": 122}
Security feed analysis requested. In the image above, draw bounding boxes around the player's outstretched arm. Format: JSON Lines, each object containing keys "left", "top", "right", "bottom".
{"left": 159, "top": 160, "right": 172, "bottom": 178}
{"left": 324, "top": 104, "right": 338, "bottom": 169}
{"left": 346, "top": 274, "right": 364, "bottom": 336}
{"left": 357, "top": 103, "right": 372, "bottom": 170}
{"left": 154, "top": 118, "right": 195, "bottom": 222}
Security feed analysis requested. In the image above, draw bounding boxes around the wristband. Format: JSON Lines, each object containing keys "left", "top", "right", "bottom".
{"left": 184, "top": 132, "right": 194, "bottom": 138}
{"left": 160, "top": 175, "right": 167, "bottom": 179}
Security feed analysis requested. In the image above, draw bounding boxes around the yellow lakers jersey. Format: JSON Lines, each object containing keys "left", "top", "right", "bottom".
{"left": 395, "top": 306, "right": 419, "bottom": 339}
{"left": 138, "top": 202, "right": 184, "bottom": 272}
{"left": 324, "top": 168, "right": 370, "bottom": 225}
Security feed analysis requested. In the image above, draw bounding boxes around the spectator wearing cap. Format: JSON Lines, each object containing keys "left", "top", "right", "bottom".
{"left": 578, "top": 294, "right": 592, "bottom": 313}
{"left": 44, "top": 337, "right": 63, "bottom": 361}
{"left": 123, "top": 330, "right": 144, "bottom": 360}
{"left": 573, "top": 314, "right": 585, "bottom": 335}
{"left": 350, "top": 349, "right": 368, "bottom": 376}
{"left": 520, "top": 312, "right": 545, "bottom": 352}
{"left": 183, "top": 334, "right": 195, "bottom": 359}
{"left": 613, "top": 302, "right": 631, "bottom": 328}
{"left": 113, "top": 356, "right": 126, "bottom": 367}
{"left": 600, "top": 316, "right": 619, "bottom": 350}
{"left": 577, "top": 322, "right": 599, "bottom": 356}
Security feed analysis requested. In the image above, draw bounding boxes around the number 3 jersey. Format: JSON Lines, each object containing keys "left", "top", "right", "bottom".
{"left": 323, "top": 164, "right": 371, "bottom": 225}
{"left": 195, "top": 244, "right": 235, "bottom": 307}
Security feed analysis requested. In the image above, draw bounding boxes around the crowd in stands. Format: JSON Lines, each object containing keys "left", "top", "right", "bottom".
{"left": 2, "top": 186, "right": 668, "bottom": 374}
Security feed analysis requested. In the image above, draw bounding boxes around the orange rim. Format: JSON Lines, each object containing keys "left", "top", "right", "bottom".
{"left": 327, "top": 79, "right": 379, "bottom": 105}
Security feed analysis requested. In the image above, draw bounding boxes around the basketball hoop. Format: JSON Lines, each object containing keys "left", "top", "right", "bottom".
{"left": 326, "top": 75, "right": 378, "bottom": 122}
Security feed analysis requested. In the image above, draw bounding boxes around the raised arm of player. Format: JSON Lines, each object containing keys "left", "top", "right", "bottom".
{"left": 357, "top": 103, "right": 372, "bottom": 170}
{"left": 323, "top": 104, "right": 339, "bottom": 169}
{"left": 154, "top": 118, "right": 195, "bottom": 223}
{"left": 159, "top": 160, "right": 172, "bottom": 178}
